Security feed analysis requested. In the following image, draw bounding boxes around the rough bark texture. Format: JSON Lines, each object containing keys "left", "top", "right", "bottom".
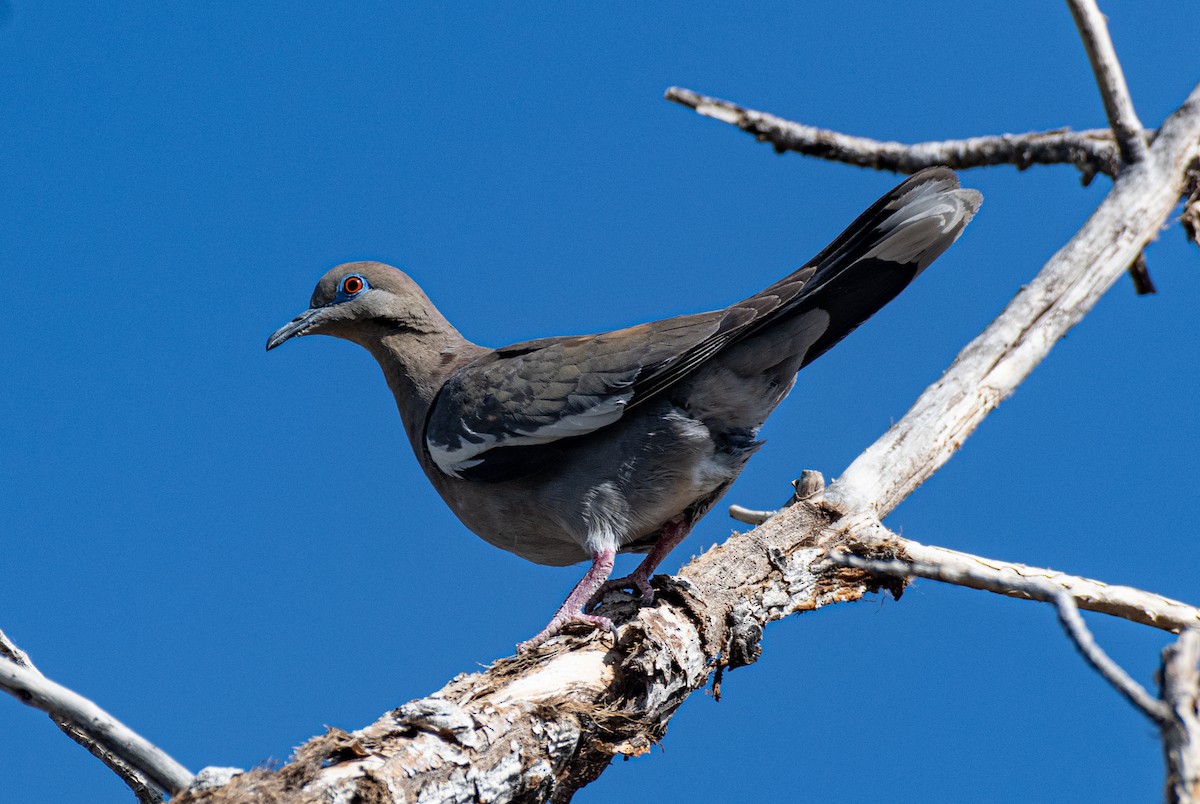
{"left": 1163, "top": 630, "right": 1200, "bottom": 804}
{"left": 174, "top": 496, "right": 900, "bottom": 804}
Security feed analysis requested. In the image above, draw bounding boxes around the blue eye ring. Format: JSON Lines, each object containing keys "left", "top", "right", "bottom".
{"left": 341, "top": 274, "right": 366, "bottom": 296}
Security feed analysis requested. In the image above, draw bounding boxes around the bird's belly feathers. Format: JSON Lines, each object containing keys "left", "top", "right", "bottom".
{"left": 426, "top": 400, "right": 758, "bottom": 567}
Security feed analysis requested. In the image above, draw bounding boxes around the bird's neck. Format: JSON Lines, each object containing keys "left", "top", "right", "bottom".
{"left": 363, "top": 328, "right": 486, "bottom": 455}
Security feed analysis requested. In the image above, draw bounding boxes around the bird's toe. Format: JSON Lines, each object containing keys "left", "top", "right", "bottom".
{"left": 517, "top": 612, "right": 616, "bottom": 652}
{"left": 585, "top": 573, "right": 656, "bottom": 611}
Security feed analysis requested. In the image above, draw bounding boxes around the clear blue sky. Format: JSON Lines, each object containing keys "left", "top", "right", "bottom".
{"left": 2, "top": 2, "right": 1198, "bottom": 802}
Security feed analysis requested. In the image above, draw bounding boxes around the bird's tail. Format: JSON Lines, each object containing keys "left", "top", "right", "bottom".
{"left": 744, "top": 167, "right": 982, "bottom": 369}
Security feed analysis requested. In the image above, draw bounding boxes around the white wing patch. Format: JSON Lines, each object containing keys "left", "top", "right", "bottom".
{"left": 427, "top": 392, "right": 632, "bottom": 478}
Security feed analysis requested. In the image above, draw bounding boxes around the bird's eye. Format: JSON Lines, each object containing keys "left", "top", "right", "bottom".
{"left": 342, "top": 275, "right": 365, "bottom": 295}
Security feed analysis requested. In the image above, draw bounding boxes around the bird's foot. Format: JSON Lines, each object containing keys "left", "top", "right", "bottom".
{"left": 517, "top": 549, "right": 618, "bottom": 652}
{"left": 517, "top": 611, "right": 617, "bottom": 652}
{"left": 585, "top": 571, "right": 655, "bottom": 610}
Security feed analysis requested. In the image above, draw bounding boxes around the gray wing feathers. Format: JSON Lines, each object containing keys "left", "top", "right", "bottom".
{"left": 425, "top": 313, "right": 726, "bottom": 478}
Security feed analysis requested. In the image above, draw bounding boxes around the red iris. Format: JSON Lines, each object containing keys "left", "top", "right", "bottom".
{"left": 342, "top": 276, "right": 364, "bottom": 295}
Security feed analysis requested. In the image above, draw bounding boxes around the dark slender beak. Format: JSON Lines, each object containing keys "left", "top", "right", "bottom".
{"left": 266, "top": 308, "right": 322, "bottom": 351}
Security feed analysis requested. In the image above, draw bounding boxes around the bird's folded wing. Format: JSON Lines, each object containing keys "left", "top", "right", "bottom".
{"left": 425, "top": 289, "right": 796, "bottom": 483}
{"left": 424, "top": 310, "right": 736, "bottom": 481}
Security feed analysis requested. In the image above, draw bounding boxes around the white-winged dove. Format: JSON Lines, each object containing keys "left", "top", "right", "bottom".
{"left": 267, "top": 167, "right": 981, "bottom": 649}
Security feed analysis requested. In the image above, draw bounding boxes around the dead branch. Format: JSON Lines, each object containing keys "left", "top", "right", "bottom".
{"left": 831, "top": 542, "right": 1200, "bottom": 803}
{"left": 826, "top": 516, "right": 1200, "bottom": 634}
{"left": 0, "top": 630, "right": 183, "bottom": 803}
{"left": 169, "top": 78, "right": 1200, "bottom": 802}
{"left": 826, "top": 80, "right": 1200, "bottom": 517}
{"left": 1162, "top": 629, "right": 1200, "bottom": 803}
{"left": 1054, "top": 590, "right": 1170, "bottom": 723}
{"left": 0, "top": 631, "right": 193, "bottom": 798}
{"left": 829, "top": 548, "right": 1171, "bottom": 722}
{"left": 664, "top": 86, "right": 1124, "bottom": 180}
{"left": 1066, "top": 0, "right": 1148, "bottom": 165}
{"left": 827, "top": 535, "right": 1200, "bottom": 804}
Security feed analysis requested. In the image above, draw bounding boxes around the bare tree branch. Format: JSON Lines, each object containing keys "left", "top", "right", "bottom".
{"left": 1054, "top": 591, "right": 1170, "bottom": 723}
{"left": 1064, "top": 0, "right": 1160, "bottom": 293}
{"left": 1162, "top": 629, "right": 1200, "bottom": 803}
{"left": 826, "top": 519, "right": 1200, "bottom": 633}
{"left": 729, "top": 469, "right": 826, "bottom": 525}
{"left": 1, "top": 630, "right": 169, "bottom": 804}
{"left": 170, "top": 77, "right": 1200, "bottom": 801}
{"left": 1127, "top": 251, "right": 1157, "bottom": 295}
{"left": 729, "top": 503, "right": 774, "bottom": 525}
{"left": 829, "top": 549, "right": 1171, "bottom": 722}
{"left": 825, "top": 80, "right": 1200, "bottom": 518}
{"left": 0, "top": 631, "right": 193, "bottom": 798}
{"left": 1066, "top": 0, "right": 1148, "bottom": 165}
{"left": 56, "top": 723, "right": 168, "bottom": 804}
{"left": 664, "top": 86, "right": 1123, "bottom": 180}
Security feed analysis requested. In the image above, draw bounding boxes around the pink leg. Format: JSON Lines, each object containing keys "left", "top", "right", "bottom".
{"left": 586, "top": 519, "right": 692, "bottom": 610}
{"left": 518, "top": 549, "right": 616, "bottom": 652}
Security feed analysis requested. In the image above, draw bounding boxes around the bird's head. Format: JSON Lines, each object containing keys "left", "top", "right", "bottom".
{"left": 266, "top": 261, "right": 445, "bottom": 350}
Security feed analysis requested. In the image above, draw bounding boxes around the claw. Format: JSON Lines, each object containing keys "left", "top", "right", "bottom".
{"left": 517, "top": 612, "right": 615, "bottom": 652}
{"left": 585, "top": 572, "right": 655, "bottom": 610}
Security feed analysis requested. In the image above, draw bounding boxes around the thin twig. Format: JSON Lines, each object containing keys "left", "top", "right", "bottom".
{"left": 0, "top": 648, "right": 193, "bottom": 795}
{"left": 1065, "top": 0, "right": 1157, "bottom": 293}
{"left": 728, "top": 471, "right": 825, "bottom": 525}
{"left": 1053, "top": 590, "right": 1170, "bottom": 723}
{"left": 665, "top": 86, "right": 1121, "bottom": 180}
{"left": 1127, "top": 251, "right": 1156, "bottom": 295}
{"left": 830, "top": 550, "right": 1170, "bottom": 723}
{"left": 1066, "top": 0, "right": 1148, "bottom": 165}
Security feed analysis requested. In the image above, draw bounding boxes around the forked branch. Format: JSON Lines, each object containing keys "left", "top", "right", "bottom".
{"left": 171, "top": 78, "right": 1200, "bottom": 804}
